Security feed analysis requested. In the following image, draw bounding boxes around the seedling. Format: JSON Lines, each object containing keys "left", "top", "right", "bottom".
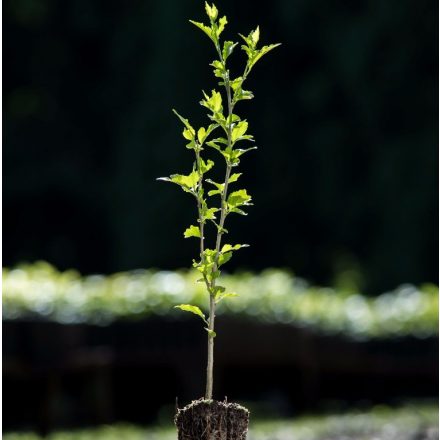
{"left": 159, "top": 2, "right": 280, "bottom": 402}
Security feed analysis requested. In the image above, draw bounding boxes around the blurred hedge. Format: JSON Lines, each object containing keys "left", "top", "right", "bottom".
{"left": 3, "top": 261, "right": 437, "bottom": 339}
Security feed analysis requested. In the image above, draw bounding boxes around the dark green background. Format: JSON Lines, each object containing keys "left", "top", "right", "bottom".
{"left": 3, "top": 0, "right": 438, "bottom": 293}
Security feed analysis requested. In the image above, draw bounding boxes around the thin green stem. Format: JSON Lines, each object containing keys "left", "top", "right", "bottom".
{"left": 204, "top": 40, "right": 236, "bottom": 401}
{"left": 195, "top": 148, "right": 212, "bottom": 294}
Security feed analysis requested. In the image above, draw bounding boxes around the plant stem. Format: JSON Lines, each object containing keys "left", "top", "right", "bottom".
{"left": 204, "top": 50, "right": 235, "bottom": 400}
{"left": 195, "top": 150, "right": 212, "bottom": 300}
{"left": 205, "top": 294, "right": 215, "bottom": 399}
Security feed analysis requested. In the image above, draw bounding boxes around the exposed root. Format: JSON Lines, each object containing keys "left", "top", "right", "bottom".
{"left": 175, "top": 399, "right": 249, "bottom": 440}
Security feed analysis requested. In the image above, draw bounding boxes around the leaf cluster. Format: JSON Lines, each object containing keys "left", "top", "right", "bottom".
{"left": 158, "top": 2, "right": 280, "bottom": 334}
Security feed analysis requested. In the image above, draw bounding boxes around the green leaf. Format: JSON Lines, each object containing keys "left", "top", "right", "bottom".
{"left": 205, "top": 328, "right": 217, "bottom": 338}
{"left": 189, "top": 20, "right": 213, "bottom": 42}
{"left": 201, "top": 90, "right": 223, "bottom": 113}
{"left": 206, "top": 179, "right": 224, "bottom": 197}
{"left": 195, "top": 248, "right": 222, "bottom": 283}
{"left": 182, "top": 128, "right": 194, "bottom": 141}
{"left": 184, "top": 225, "right": 201, "bottom": 238}
{"left": 221, "top": 243, "right": 249, "bottom": 253}
{"left": 158, "top": 170, "right": 200, "bottom": 192}
{"left": 217, "top": 244, "right": 249, "bottom": 267}
{"left": 200, "top": 158, "right": 214, "bottom": 174}
{"left": 216, "top": 292, "right": 238, "bottom": 303}
{"left": 213, "top": 285, "right": 226, "bottom": 296}
{"left": 226, "top": 114, "right": 241, "bottom": 124}
{"left": 239, "top": 27, "right": 260, "bottom": 51}
{"left": 222, "top": 41, "right": 238, "bottom": 60}
{"left": 208, "top": 189, "right": 221, "bottom": 196}
{"left": 251, "top": 26, "right": 260, "bottom": 47}
{"left": 202, "top": 206, "right": 219, "bottom": 220}
{"left": 172, "top": 171, "right": 200, "bottom": 189}
{"left": 175, "top": 304, "right": 207, "bottom": 323}
{"left": 206, "top": 179, "right": 224, "bottom": 190}
{"left": 185, "top": 140, "right": 197, "bottom": 150}
{"left": 210, "top": 59, "right": 224, "bottom": 78}
{"left": 231, "top": 121, "right": 248, "bottom": 142}
{"left": 206, "top": 123, "right": 219, "bottom": 138}
{"left": 218, "top": 251, "right": 232, "bottom": 266}
{"left": 206, "top": 141, "right": 223, "bottom": 153}
{"left": 209, "top": 137, "right": 228, "bottom": 145}
{"left": 205, "top": 2, "right": 218, "bottom": 21}
{"left": 230, "top": 77, "right": 243, "bottom": 91}
{"left": 248, "top": 43, "right": 281, "bottom": 71}
{"left": 228, "top": 173, "right": 241, "bottom": 183}
{"left": 234, "top": 89, "right": 254, "bottom": 103}
{"left": 229, "top": 147, "right": 258, "bottom": 166}
{"left": 238, "top": 33, "right": 252, "bottom": 47}
{"left": 227, "top": 189, "right": 252, "bottom": 209}
{"left": 197, "top": 127, "right": 206, "bottom": 144}
{"left": 173, "top": 109, "right": 195, "bottom": 132}
{"left": 216, "top": 15, "right": 227, "bottom": 37}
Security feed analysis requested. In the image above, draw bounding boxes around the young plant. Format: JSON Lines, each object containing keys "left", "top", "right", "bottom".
{"left": 159, "top": 2, "right": 280, "bottom": 401}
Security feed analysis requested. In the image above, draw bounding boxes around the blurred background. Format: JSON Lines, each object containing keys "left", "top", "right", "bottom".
{"left": 3, "top": 0, "right": 439, "bottom": 438}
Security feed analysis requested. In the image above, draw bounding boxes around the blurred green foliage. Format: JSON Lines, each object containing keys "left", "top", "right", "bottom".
{"left": 3, "top": 261, "right": 438, "bottom": 339}
{"left": 3, "top": 0, "right": 438, "bottom": 293}
{"left": 3, "top": 402, "right": 438, "bottom": 440}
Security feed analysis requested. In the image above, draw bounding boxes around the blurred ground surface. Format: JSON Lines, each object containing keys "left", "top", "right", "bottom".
{"left": 4, "top": 403, "right": 438, "bottom": 440}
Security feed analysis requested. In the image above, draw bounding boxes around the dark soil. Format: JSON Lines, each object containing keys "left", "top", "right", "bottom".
{"left": 175, "top": 399, "right": 249, "bottom": 440}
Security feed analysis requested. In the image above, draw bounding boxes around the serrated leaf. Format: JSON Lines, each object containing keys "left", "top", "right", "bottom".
{"left": 251, "top": 26, "right": 260, "bottom": 46}
{"left": 184, "top": 225, "right": 201, "bottom": 238}
{"left": 175, "top": 304, "right": 207, "bottom": 323}
{"left": 200, "top": 89, "right": 223, "bottom": 113}
{"left": 248, "top": 43, "right": 281, "bottom": 71}
{"left": 211, "top": 60, "right": 223, "bottom": 70}
{"left": 205, "top": 2, "right": 218, "bottom": 21}
{"left": 227, "top": 189, "right": 252, "bottom": 209}
{"left": 210, "top": 59, "right": 224, "bottom": 78}
{"left": 231, "top": 121, "right": 248, "bottom": 142}
{"left": 216, "top": 16, "right": 227, "bottom": 37}
{"left": 202, "top": 206, "right": 219, "bottom": 220}
{"left": 170, "top": 171, "right": 200, "bottom": 190}
{"left": 238, "top": 33, "right": 251, "bottom": 47}
{"left": 234, "top": 89, "right": 254, "bottom": 103}
{"left": 230, "top": 77, "right": 243, "bottom": 91}
{"left": 189, "top": 20, "right": 213, "bottom": 42}
{"left": 200, "top": 158, "right": 214, "bottom": 174}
